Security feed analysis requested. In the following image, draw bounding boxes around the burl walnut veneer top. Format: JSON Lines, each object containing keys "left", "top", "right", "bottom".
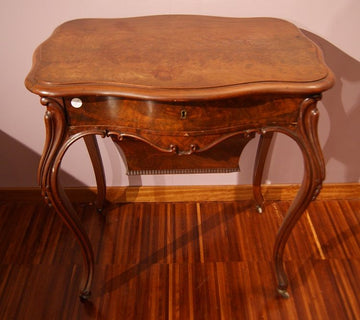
{"left": 25, "top": 15, "right": 334, "bottom": 100}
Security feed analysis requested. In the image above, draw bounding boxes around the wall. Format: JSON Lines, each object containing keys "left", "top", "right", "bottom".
{"left": 1, "top": 0, "right": 359, "bottom": 187}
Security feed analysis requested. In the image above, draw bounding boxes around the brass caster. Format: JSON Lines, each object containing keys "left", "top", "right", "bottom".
{"left": 255, "top": 205, "right": 263, "bottom": 214}
{"left": 79, "top": 290, "right": 91, "bottom": 302}
{"left": 277, "top": 288, "right": 290, "bottom": 299}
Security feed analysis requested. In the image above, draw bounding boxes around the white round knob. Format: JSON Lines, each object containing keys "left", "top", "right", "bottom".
{"left": 71, "top": 98, "right": 83, "bottom": 108}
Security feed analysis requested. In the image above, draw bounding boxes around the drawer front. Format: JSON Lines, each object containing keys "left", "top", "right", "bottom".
{"left": 65, "top": 95, "right": 302, "bottom": 134}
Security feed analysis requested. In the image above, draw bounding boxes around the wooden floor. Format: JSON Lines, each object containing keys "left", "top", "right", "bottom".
{"left": 0, "top": 198, "right": 360, "bottom": 319}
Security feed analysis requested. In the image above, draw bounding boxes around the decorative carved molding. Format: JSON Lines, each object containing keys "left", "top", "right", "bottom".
{"left": 102, "top": 128, "right": 256, "bottom": 155}
{"left": 38, "top": 97, "right": 67, "bottom": 204}
{"left": 127, "top": 167, "right": 240, "bottom": 175}
{"left": 297, "top": 95, "right": 324, "bottom": 200}
{"left": 169, "top": 143, "right": 199, "bottom": 155}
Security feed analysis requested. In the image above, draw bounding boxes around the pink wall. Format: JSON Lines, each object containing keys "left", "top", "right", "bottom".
{"left": 1, "top": 0, "right": 359, "bottom": 187}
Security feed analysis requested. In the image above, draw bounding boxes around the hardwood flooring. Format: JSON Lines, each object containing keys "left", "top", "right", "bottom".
{"left": 0, "top": 198, "right": 359, "bottom": 319}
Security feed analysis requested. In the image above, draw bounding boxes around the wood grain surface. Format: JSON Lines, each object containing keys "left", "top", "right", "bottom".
{"left": 25, "top": 15, "right": 333, "bottom": 100}
{"left": 1, "top": 198, "right": 359, "bottom": 319}
{"left": 1, "top": 183, "right": 359, "bottom": 202}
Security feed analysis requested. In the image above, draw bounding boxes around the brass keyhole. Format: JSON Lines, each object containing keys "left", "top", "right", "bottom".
{"left": 180, "top": 110, "right": 187, "bottom": 119}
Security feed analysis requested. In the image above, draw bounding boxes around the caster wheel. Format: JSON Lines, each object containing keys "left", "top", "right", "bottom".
{"left": 79, "top": 290, "right": 91, "bottom": 302}
{"left": 277, "top": 288, "right": 290, "bottom": 299}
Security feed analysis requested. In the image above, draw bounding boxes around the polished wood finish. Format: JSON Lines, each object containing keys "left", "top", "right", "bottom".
{"left": 25, "top": 16, "right": 332, "bottom": 99}
{"left": 1, "top": 199, "right": 360, "bottom": 319}
{"left": 25, "top": 15, "right": 334, "bottom": 299}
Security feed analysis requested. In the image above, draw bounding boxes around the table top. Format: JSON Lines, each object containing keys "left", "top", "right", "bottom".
{"left": 25, "top": 15, "right": 334, "bottom": 101}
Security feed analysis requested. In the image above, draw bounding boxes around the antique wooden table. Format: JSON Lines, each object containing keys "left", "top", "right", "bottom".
{"left": 25, "top": 15, "right": 334, "bottom": 301}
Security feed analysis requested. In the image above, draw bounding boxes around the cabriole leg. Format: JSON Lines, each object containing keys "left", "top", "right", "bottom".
{"left": 39, "top": 97, "right": 94, "bottom": 301}
{"left": 272, "top": 96, "right": 324, "bottom": 298}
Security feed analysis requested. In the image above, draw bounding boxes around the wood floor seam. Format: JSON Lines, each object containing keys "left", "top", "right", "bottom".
{"left": 1, "top": 199, "right": 359, "bottom": 319}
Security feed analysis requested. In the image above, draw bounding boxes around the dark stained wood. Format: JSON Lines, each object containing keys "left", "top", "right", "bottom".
{"left": 65, "top": 96, "right": 303, "bottom": 131}
{"left": 253, "top": 131, "right": 275, "bottom": 212}
{"left": 24, "top": 16, "right": 335, "bottom": 299}
{"left": 83, "top": 135, "right": 106, "bottom": 211}
{"left": 113, "top": 133, "right": 254, "bottom": 174}
{"left": 1, "top": 199, "right": 360, "bottom": 319}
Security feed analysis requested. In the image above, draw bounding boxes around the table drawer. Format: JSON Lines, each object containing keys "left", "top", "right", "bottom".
{"left": 65, "top": 95, "right": 302, "bottom": 133}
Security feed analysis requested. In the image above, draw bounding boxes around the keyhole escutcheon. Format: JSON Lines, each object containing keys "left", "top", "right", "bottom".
{"left": 180, "top": 109, "right": 187, "bottom": 119}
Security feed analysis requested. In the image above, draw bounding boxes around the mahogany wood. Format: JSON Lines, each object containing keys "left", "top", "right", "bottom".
{"left": 24, "top": 15, "right": 334, "bottom": 300}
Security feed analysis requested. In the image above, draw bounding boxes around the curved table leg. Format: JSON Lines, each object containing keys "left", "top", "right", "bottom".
{"left": 253, "top": 131, "right": 274, "bottom": 213}
{"left": 39, "top": 98, "right": 94, "bottom": 301}
{"left": 271, "top": 97, "right": 325, "bottom": 298}
{"left": 84, "top": 135, "right": 107, "bottom": 213}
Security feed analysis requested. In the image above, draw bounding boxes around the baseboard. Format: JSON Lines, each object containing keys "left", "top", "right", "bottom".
{"left": 0, "top": 183, "right": 359, "bottom": 203}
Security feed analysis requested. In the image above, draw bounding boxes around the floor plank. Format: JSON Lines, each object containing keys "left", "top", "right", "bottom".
{"left": 0, "top": 199, "right": 359, "bottom": 319}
